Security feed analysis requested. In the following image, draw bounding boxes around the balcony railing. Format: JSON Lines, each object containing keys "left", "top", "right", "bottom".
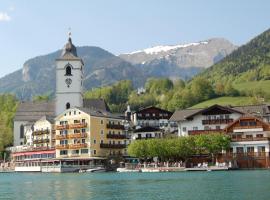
{"left": 233, "top": 125, "right": 263, "bottom": 130}
{"left": 68, "top": 143, "right": 88, "bottom": 149}
{"left": 225, "top": 152, "right": 269, "bottom": 157}
{"left": 56, "top": 135, "right": 67, "bottom": 140}
{"left": 106, "top": 134, "right": 126, "bottom": 139}
{"left": 33, "top": 139, "right": 50, "bottom": 144}
{"left": 32, "top": 130, "right": 50, "bottom": 136}
{"left": 69, "top": 123, "right": 88, "bottom": 129}
{"left": 67, "top": 133, "right": 87, "bottom": 139}
{"left": 231, "top": 137, "right": 270, "bottom": 142}
{"left": 106, "top": 124, "right": 125, "bottom": 130}
{"left": 55, "top": 125, "right": 69, "bottom": 130}
{"left": 100, "top": 143, "right": 126, "bottom": 149}
{"left": 55, "top": 144, "right": 68, "bottom": 149}
{"left": 202, "top": 119, "right": 233, "bottom": 125}
{"left": 188, "top": 129, "right": 224, "bottom": 135}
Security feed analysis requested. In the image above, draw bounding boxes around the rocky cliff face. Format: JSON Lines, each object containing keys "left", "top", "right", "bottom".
{"left": 119, "top": 38, "right": 237, "bottom": 79}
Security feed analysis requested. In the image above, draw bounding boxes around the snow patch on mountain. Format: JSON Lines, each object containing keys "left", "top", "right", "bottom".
{"left": 125, "top": 41, "right": 209, "bottom": 55}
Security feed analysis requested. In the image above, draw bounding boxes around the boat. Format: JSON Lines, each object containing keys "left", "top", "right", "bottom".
{"left": 141, "top": 168, "right": 160, "bottom": 172}
{"left": 85, "top": 167, "right": 106, "bottom": 173}
{"left": 116, "top": 168, "right": 140, "bottom": 172}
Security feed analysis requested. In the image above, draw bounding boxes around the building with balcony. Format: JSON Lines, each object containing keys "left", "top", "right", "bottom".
{"left": 32, "top": 116, "right": 55, "bottom": 149}
{"left": 131, "top": 126, "right": 163, "bottom": 140}
{"left": 131, "top": 106, "right": 177, "bottom": 133}
{"left": 170, "top": 104, "right": 243, "bottom": 136}
{"left": 55, "top": 107, "right": 126, "bottom": 160}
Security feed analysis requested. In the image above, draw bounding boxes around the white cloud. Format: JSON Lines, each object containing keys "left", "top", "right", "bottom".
{"left": 0, "top": 12, "right": 11, "bottom": 21}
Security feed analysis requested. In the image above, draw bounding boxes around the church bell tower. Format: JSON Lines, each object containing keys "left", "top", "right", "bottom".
{"left": 55, "top": 33, "right": 84, "bottom": 115}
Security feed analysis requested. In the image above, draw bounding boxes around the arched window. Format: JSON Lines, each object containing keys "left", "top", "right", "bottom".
{"left": 66, "top": 102, "right": 70, "bottom": 109}
{"left": 65, "top": 66, "right": 72, "bottom": 76}
{"left": 20, "top": 124, "right": 24, "bottom": 139}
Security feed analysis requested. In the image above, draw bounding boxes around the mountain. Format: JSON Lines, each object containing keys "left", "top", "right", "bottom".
{"left": 119, "top": 38, "right": 237, "bottom": 79}
{"left": 0, "top": 47, "right": 146, "bottom": 100}
{"left": 199, "top": 29, "right": 270, "bottom": 83}
{"left": 0, "top": 38, "right": 236, "bottom": 100}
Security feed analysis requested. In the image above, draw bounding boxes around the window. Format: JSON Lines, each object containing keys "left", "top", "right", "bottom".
{"left": 82, "top": 129, "right": 86, "bottom": 133}
{"left": 100, "top": 130, "right": 104, "bottom": 135}
{"left": 82, "top": 139, "right": 85, "bottom": 144}
{"left": 246, "top": 135, "right": 253, "bottom": 138}
{"left": 193, "top": 127, "right": 198, "bottom": 130}
{"left": 182, "top": 127, "right": 187, "bottom": 132}
{"left": 81, "top": 149, "right": 88, "bottom": 154}
{"left": 93, "top": 150, "right": 96, "bottom": 155}
{"left": 65, "top": 65, "right": 72, "bottom": 76}
{"left": 60, "top": 150, "right": 68, "bottom": 155}
{"left": 20, "top": 124, "right": 24, "bottom": 139}
{"left": 146, "top": 113, "right": 150, "bottom": 117}
{"left": 74, "top": 111, "right": 76, "bottom": 115}
{"left": 66, "top": 103, "right": 70, "bottom": 109}
{"left": 258, "top": 146, "right": 265, "bottom": 153}
{"left": 100, "top": 140, "right": 103, "bottom": 144}
{"left": 236, "top": 147, "right": 244, "bottom": 153}
{"left": 204, "top": 126, "right": 210, "bottom": 130}
{"left": 101, "top": 120, "right": 103, "bottom": 124}
{"left": 256, "top": 134, "right": 263, "bottom": 138}
{"left": 247, "top": 147, "right": 254, "bottom": 153}
{"left": 216, "top": 126, "right": 220, "bottom": 130}
{"left": 93, "top": 139, "right": 96, "bottom": 144}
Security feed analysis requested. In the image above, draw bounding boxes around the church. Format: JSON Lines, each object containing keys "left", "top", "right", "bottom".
{"left": 11, "top": 34, "right": 127, "bottom": 172}
{"left": 13, "top": 34, "right": 111, "bottom": 146}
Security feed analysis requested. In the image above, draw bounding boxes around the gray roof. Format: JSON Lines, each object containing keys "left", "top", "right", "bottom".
{"left": 56, "top": 37, "right": 82, "bottom": 62}
{"left": 170, "top": 104, "right": 270, "bottom": 122}
{"left": 233, "top": 104, "right": 270, "bottom": 116}
{"left": 78, "top": 107, "right": 123, "bottom": 119}
{"left": 170, "top": 108, "right": 202, "bottom": 121}
{"left": 14, "top": 101, "right": 55, "bottom": 122}
{"left": 83, "top": 99, "right": 111, "bottom": 112}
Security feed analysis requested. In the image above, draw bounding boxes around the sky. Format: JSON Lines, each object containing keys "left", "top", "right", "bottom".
{"left": 0, "top": 0, "right": 269, "bottom": 78}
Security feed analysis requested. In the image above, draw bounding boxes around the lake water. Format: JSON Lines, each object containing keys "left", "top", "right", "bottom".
{"left": 0, "top": 171, "right": 270, "bottom": 200}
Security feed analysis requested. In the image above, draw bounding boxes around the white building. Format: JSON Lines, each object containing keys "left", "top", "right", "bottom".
{"left": 170, "top": 104, "right": 243, "bottom": 137}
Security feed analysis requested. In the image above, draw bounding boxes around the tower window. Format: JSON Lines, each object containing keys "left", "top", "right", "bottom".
{"left": 66, "top": 103, "right": 70, "bottom": 109}
{"left": 65, "top": 66, "right": 72, "bottom": 76}
{"left": 20, "top": 124, "right": 24, "bottom": 139}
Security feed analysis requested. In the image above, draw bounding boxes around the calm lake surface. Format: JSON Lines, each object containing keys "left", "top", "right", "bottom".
{"left": 0, "top": 171, "right": 270, "bottom": 200}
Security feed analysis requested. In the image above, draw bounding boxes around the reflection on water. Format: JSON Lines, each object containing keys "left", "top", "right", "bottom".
{"left": 0, "top": 171, "right": 270, "bottom": 200}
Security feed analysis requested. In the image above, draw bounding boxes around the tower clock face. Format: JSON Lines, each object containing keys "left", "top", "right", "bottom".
{"left": 65, "top": 78, "right": 72, "bottom": 87}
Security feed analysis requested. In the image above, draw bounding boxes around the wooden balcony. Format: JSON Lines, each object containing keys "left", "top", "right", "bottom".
{"left": 106, "top": 124, "right": 125, "bottom": 130}
{"left": 100, "top": 143, "right": 126, "bottom": 149}
{"left": 68, "top": 143, "right": 88, "bottom": 149}
{"left": 202, "top": 119, "right": 233, "bottom": 125}
{"left": 56, "top": 135, "right": 67, "bottom": 140}
{"left": 225, "top": 152, "right": 269, "bottom": 158}
{"left": 32, "top": 130, "right": 50, "bottom": 136}
{"left": 67, "top": 133, "right": 87, "bottom": 139}
{"left": 106, "top": 134, "right": 126, "bottom": 139}
{"left": 188, "top": 129, "right": 224, "bottom": 135}
{"left": 55, "top": 144, "right": 68, "bottom": 149}
{"left": 33, "top": 139, "right": 50, "bottom": 144}
{"left": 231, "top": 137, "right": 270, "bottom": 142}
{"left": 55, "top": 125, "right": 69, "bottom": 130}
{"left": 233, "top": 125, "right": 263, "bottom": 131}
{"left": 69, "top": 123, "right": 88, "bottom": 129}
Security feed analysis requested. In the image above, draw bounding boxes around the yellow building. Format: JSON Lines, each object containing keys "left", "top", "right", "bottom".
{"left": 55, "top": 107, "right": 127, "bottom": 160}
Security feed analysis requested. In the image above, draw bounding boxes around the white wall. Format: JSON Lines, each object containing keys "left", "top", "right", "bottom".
{"left": 13, "top": 121, "right": 28, "bottom": 146}
{"left": 55, "top": 59, "right": 83, "bottom": 116}
{"left": 178, "top": 113, "right": 242, "bottom": 136}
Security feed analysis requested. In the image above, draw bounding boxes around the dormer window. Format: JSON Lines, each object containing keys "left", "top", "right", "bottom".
{"left": 65, "top": 65, "right": 72, "bottom": 76}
